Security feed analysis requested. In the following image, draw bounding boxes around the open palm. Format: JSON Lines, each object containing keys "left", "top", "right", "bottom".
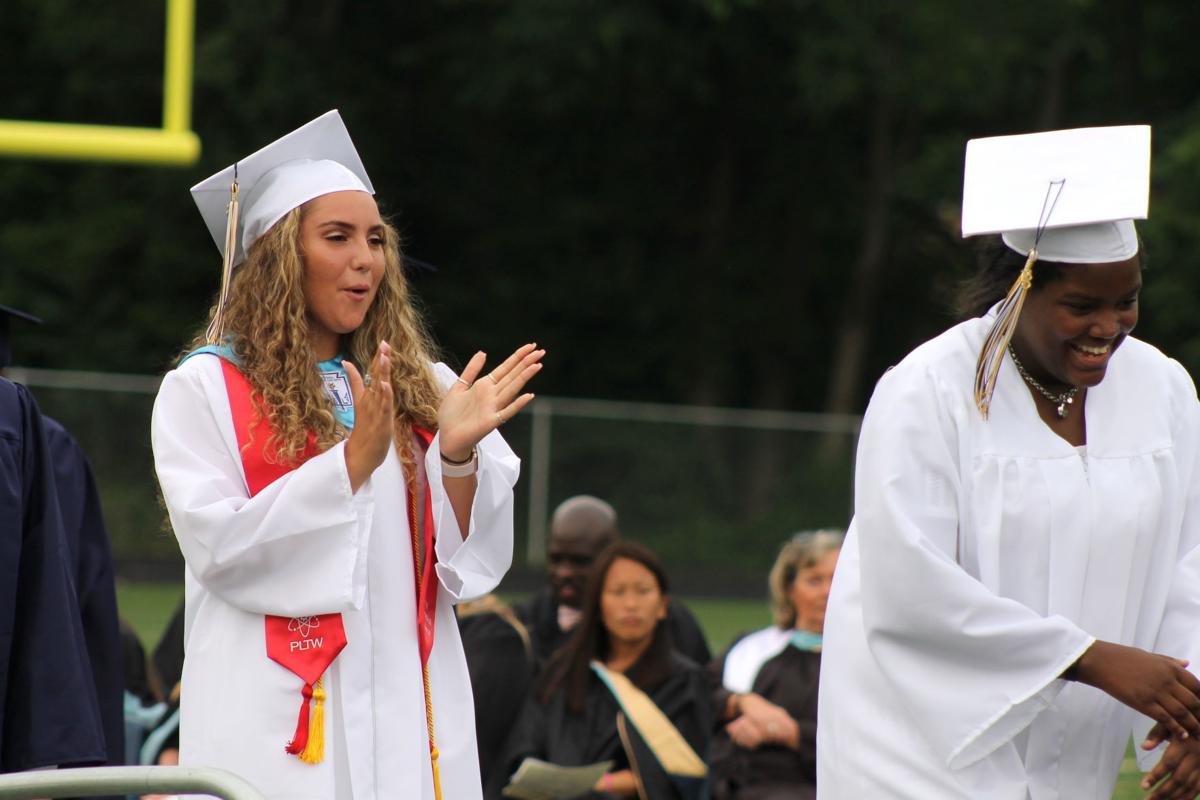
{"left": 438, "top": 343, "right": 544, "bottom": 460}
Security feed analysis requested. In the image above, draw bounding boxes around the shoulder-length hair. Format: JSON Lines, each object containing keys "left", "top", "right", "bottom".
{"left": 538, "top": 540, "right": 675, "bottom": 714}
{"left": 954, "top": 236, "right": 1067, "bottom": 320}
{"left": 768, "top": 529, "right": 844, "bottom": 628}
{"left": 184, "top": 201, "right": 443, "bottom": 478}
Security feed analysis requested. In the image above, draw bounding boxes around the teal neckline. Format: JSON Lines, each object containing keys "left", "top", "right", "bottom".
{"left": 789, "top": 629, "right": 823, "bottom": 652}
{"left": 181, "top": 343, "right": 356, "bottom": 429}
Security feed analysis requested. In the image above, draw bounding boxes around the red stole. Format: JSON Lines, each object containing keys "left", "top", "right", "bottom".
{"left": 410, "top": 425, "right": 438, "bottom": 666}
{"left": 218, "top": 359, "right": 439, "bottom": 760}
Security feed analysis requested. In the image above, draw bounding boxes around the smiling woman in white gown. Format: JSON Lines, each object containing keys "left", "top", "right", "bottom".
{"left": 152, "top": 111, "right": 544, "bottom": 799}
{"left": 817, "top": 127, "right": 1200, "bottom": 800}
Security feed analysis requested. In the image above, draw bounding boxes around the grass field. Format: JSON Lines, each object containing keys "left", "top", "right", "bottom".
{"left": 115, "top": 582, "right": 773, "bottom": 657}
{"left": 115, "top": 583, "right": 1162, "bottom": 799}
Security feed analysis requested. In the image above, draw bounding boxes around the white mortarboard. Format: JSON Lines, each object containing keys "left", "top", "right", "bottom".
{"left": 191, "top": 110, "right": 374, "bottom": 343}
{"left": 191, "top": 109, "right": 374, "bottom": 267}
{"left": 959, "top": 125, "right": 1152, "bottom": 418}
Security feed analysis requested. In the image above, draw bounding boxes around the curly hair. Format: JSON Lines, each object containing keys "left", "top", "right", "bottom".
{"left": 184, "top": 200, "right": 443, "bottom": 477}
{"left": 768, "top": 529, "right": 844, "bottom": 629}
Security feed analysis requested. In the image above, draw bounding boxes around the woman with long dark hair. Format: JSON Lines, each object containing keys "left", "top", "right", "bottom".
{"left": 496, "top": 541, "right": 713, "bottom": 799}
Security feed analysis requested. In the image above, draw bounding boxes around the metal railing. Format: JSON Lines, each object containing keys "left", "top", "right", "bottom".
{"left": 0, "top": 765, "right": 264, "bottom": 799}
{"left": 9, "top": 366, "right": 862, "bottom": 577}
{"left": 519, "top": 395, "right": 860, "bottom": 564}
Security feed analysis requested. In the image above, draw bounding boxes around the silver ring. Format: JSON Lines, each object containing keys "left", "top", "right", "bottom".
{"left": 488, "top": 373, "right": 499, "bottom": 384}
{"left": 455, "top": 377, "right": 471, "bottom": 388}
{"left": 363, "top": 374, "right": 373, "bottom": 388}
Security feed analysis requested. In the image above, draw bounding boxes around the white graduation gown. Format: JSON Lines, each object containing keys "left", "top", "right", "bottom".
{"left": 151, "top": 355, "right": 518, "bottom": 799}
{"left": 817, "top": 316, "right": 1200, "bottom": 800}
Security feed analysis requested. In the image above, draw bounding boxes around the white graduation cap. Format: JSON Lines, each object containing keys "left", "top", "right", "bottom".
{"left": 959, "top": 125, "right": 1152, "bottom": 418}
{"left": 961, "top": 125, "right": 1150, "bottom": 239}
{"left": 190, "top": 110, "right": 374, "bottom": 343}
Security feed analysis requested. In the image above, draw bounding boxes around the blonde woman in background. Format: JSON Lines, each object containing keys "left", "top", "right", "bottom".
{"left": 707, "top": 530, "right": 842, "bottom": 800}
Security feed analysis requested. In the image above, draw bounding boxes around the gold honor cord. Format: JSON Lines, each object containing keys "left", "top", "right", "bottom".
{"left": 972, "top": 178, "right": 1066, "bottom": 419}
{"left": 206, "top": 171, "right": 240, "bottom": 345}
{"left": 407, "top": 460, "right": 443, "bottom": 800}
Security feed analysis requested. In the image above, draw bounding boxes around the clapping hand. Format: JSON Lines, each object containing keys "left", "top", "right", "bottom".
{"left": 343, "top": 340, "right": 396, "bottom": 492}
{"left": 437, "top": 343, "right": 545, "bottom": 461}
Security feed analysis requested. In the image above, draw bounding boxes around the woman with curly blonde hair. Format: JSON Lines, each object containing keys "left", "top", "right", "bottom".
{"left": 151, "top": 110, "right": 542, "bottom": 800}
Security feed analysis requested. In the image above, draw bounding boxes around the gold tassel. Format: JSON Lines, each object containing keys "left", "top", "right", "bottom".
{"left": 423, "top": 661, "right": 443, "bottom": 800}
{"left": 974, "top": 249, "right": 1038, "bottom": 419}
{"left": 430, "top": 744, "right": 443, "bottom": 800}
{"left": 206, "top": 174, "right": 240, "bottom": 344}
{"left": 298, "top": 676, "right": 326, "bottom": 764}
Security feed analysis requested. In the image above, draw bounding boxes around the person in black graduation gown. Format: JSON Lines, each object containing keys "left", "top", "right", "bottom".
{"left": 495, "top": 541, "right": 713, "bottom": 799}
{"left": 456, "top": 594, "right": 537, "bottom": 790}
{"left": 42, "top": 417, "right": 126, "bottom": 768}
{"left": 515, "top": 495, "right": 711, "bottom": 666}
{"left": 706, "top": 530, "right": 843, "bottom": 800}
{"left": 0, "top": 374, "right": 107, "bottom": 772}
{"left": 1, "top": 304, "right": 125, "bottom": 771}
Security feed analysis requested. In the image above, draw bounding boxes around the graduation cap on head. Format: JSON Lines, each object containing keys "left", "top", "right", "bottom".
{"left": 190, "top": 110, "right": 374, "bottom": 344}
{"left": 960, "top": 125, "right": 1151, "bottom": 419}
{"left": 0, "top": 304, "right": 42, "bottom": 370}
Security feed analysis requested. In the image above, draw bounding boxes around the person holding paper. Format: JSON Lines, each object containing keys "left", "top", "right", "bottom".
{"left": 817, "top": 126, "right": 1200, "bottom": 799}
{"left": 152, "top": 110, "right": 542, "bottom": 799}
{"left": 495, "top": 541, "right": 712, "bottom": 799}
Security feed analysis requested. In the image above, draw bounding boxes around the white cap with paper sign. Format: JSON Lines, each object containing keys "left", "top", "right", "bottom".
{"left": 959, "top": 125, "right": 1151, "bottom": 418}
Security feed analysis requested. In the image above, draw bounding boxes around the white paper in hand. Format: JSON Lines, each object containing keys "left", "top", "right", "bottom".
{"left": 502, "top": 757, "right": 615, "bottom": 800}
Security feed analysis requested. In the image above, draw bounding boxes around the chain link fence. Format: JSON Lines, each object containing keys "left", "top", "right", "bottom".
{"left": 10, "top": 367, "right": 861, "bottom": 596}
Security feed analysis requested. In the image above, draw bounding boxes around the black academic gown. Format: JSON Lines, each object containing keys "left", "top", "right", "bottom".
{"left": 44, "top": 416, "right": 125, "bottom": 769}
{"left": 0, "top": 377, "right": 106, "bottom": 771}
{"left": 707, "top": 634, "right": 820, "bottom": 800}
{"left": 457, "top": 607, "right": 537, "bottom": 790}
{"left": 152, "top": 597, "right": 186, "bottom": 697}
{"left": 493, "top": 652, "right": 712, "bottom": 800}
{"left": 515, "top": 587, "right": 713, "bottom": 667}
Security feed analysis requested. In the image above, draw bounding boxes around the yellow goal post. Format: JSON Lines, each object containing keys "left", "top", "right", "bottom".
{"left": 0, "top": 0, "right": 200, "bottom": 166}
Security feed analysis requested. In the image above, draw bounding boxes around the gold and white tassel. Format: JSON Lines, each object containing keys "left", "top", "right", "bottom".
{"left": 973, "top": 248, "right": 1037, "bottom": 419}
{"left": 206, "top": 170, "right": 240, "bottom": 344}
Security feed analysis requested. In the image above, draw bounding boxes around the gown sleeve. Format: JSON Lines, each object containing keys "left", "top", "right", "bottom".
{"left": 488, "top": 691, "right": 551, "bottom": 799}
{"left": 426, "top": 362, "right": 519, "bottom": 601}
{"left": 657, "top": 660, "right": 714, "bottom": 758}
{"left": 44, "top": 418, "right": 125, "bottom": 769}
{"left": 0, "top": 380, "right": 106, "bottom": 771}
{"left": 854, "top": 361, "right": 1094, "bottom": 770}
{"left": 1140, "top": 360, "right": 1200, "bottom": 766}
{"left": 151, "top": 358, "right": 374, "bottom": 617}
{"left": 707, "top": 640, "right": 735, "bottom": 726}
